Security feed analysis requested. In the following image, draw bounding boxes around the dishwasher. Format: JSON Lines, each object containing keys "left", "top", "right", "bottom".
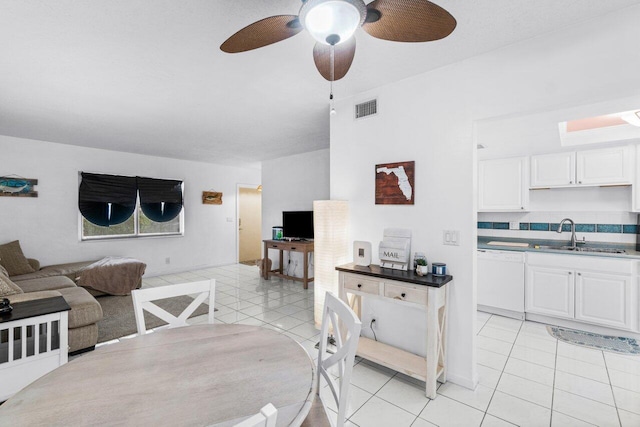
{"left": 477, "top": 249, "right": 525, "bottom": 320}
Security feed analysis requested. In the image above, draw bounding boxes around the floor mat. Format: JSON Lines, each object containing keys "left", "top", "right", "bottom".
{"left": 547, "top": 326, "right": 640, "bottom": 355}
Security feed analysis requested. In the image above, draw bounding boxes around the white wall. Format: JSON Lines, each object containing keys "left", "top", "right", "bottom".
{"left": 0, "top": 135, "right": 260, "bottom": 275}
{"left": 261, "top": 149, "right": 330, "bottom": 276}
{"left": 331, "top": 5, "right": 640, "bottom": 388}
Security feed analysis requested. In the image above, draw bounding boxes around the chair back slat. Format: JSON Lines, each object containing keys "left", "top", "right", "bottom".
{"left": 132, "top": 279, "right": 216, "bottom": 335}
{"left": 232, "top": 403, "right": 277, "bottom": 427}
{"left": 316, "top": 292, "right": 362, "bottom": 427}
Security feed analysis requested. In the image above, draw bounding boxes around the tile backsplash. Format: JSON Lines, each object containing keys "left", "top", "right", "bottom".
{"left": 478, "top": 221, "right": 637, "bottom": 234}
{"left": 477, "top": 212, "right": 639, "bottom": 244}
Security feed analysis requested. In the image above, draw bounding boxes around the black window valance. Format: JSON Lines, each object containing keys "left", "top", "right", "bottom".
{"left": 79, "top": 173, "right": 183, "bottom": 226}
{"left": 79, "top": 173, "right": 137, "bottom": 227}
{"left": 137, "top": 177, "right": 183, "bottom": 223}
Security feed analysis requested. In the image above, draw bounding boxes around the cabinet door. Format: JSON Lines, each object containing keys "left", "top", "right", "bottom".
{"left": 633, "top": 145, "right": 640, "bottom": 212}
{"left": 526, "top": 266, "right": 574, "bottom": 318}
{"left": 530, "top": 152, "right": 575, "bottom": 188}
{"left": 576, "top": 146, "right": 631, "bottom": 186}
{"left": 575, "top": 272, "right": 634, "bottom": 330}
{"left": 478, "top": 157, "right": 529, "bottom": 211}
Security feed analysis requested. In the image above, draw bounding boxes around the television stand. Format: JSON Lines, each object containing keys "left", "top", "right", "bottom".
{"left": 263, "top": 240, "right": 314, "bottom": 289}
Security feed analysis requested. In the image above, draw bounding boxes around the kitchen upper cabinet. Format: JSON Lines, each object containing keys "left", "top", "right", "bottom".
{"left": 633, "top": 145, "right": 640, "bottom": 212}
{"left": 575, "top": 272, "right": 634, "bottom": 330}
{"left": 478, "top": 157, "right": 529, "bottom": 212}
{"left": 577, "top": 146, "right": 631, "bottom": 186}
{"left": 530, "top": 146, "right": 631, "bottom": 188}
{"left": 530, "top": 152, "right": 575, "bottom": 187}
{"left": 526, "top": 266, "right": 574, "bottom": 319}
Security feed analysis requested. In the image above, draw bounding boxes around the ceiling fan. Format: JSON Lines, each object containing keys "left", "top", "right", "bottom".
{"left": 220, "top": 0, "right": 457, "bottom": 81}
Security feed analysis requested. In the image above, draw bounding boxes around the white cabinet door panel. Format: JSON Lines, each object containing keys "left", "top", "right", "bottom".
{"left": 478, "top": 157, "right": 528, "bottom": 211}
{"left": 575, "top": 272, "right": 634, "bottom": 330}
{"left": 530, "top": 152, "right": 575, "bottom": 188}
{"left": 526, "top": 266, "right": 574, "bottom": 319}
{"left": 576, "top": 146, "right": 631, "bottom": 186}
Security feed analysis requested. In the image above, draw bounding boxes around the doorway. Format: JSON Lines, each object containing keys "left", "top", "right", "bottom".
{"left": 237, "top": 185, "right": 262, "bottom": 265}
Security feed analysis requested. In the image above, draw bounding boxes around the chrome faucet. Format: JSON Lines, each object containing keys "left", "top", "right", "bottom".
{"left": 557, "top": 218, "right": 577, "bottom": 249}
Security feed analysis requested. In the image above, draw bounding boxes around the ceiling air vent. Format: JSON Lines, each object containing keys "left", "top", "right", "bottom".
{"left": 355, "top": 99, "right": 377, "bottom": 119}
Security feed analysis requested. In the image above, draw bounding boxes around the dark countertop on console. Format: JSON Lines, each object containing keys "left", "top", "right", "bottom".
{"left": 336, "top": 263, "right": 452, "bottom": 288}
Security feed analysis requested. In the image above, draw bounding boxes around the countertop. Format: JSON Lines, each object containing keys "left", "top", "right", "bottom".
{"left": 478, "top": 236, "right": 640, "bottom": 259}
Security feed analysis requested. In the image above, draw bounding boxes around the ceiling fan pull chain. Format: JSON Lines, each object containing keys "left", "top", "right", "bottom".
{"left": 329, "top": 45, "right": 337, "bottom": 115}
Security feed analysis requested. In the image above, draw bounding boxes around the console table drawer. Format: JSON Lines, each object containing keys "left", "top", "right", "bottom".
{"left": 343, "top": 275, "right": 380, "bottom": 295}
{"left": 384, "top": 283, "right": 428, "bottom": 306}
{"left": 267, "top": 242, "right": 291, "bottom": 250}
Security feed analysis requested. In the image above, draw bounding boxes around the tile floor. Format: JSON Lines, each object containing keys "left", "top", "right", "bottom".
{"left": 92, "top": 263, "right": 640, "bottom": 427}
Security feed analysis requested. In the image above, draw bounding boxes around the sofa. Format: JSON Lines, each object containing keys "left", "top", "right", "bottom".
{"left": 0, "top": 241, "right": 103, "bottom": 354}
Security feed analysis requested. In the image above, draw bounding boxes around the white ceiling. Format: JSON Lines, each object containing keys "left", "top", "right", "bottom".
{"left": 1, "top": 0, "right": 639, "bottom": 167}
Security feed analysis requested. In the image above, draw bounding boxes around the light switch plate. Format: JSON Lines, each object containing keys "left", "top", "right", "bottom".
{"left": 443, "top": 230, "right": 460, "bottom": 246}
{"left": 509, "top": 222, "right": 519, "bottom": 230}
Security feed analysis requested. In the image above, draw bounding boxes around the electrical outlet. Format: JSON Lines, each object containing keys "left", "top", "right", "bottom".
{"left": 226, "top": 217, "right": 233, "bottom": 222}
{"left": 443, "top": 230, "right": 460, "bottom": 246}
{"left": 509, "top": 221, "right": 519, "bottom": 230}
{"left": 165, "top": 257, "right": 171, "bottom": 264}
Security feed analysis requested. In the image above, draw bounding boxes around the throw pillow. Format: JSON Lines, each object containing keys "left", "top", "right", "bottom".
{"left": 0, "top": 240, "right": 35, "bottom": 276}
{"left": 0, "top": 271, "right": 23, "bottom": 297}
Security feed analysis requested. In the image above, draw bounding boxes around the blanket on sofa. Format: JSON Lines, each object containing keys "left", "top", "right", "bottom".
{"left": 76, "top": 257, "right": 146, "bottom": 296}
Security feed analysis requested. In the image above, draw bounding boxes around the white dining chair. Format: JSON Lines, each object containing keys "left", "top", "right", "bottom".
{"left": 302, "top": 291, "right": 362, "bottom": 427}
{"left": 131, "top": 279, "right": 215, "bottom": 335}
{"left": 233, "top": 403, "right": 277, "bottom": 427}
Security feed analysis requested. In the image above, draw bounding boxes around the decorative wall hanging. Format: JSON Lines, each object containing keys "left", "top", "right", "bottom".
{"left": 0, "top": 176, "right": 38, "bottom": 197}
{"left": 375, "top": 161, "right": 414, "bottom": 205}
{"left": 202, "top": 191, "right": 222, "bottom": 205}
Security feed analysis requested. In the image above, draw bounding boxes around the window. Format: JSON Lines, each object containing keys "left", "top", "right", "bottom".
{"left": 79, "top": 173, "right": 183, "bottom": 240}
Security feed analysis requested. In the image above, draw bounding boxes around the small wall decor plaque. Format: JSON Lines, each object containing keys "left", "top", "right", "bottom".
{"left": 375, "top": 161, "right": 414, "bottom": 205}
{"left": 0, "top": 176, "right": 38, "bottom": 197}
{"left": 202, "top": 191, "right": 222, "bottom": 205}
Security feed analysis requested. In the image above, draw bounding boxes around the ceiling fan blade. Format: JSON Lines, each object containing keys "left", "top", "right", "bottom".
{"left": 220, "top": 15, "right": 302, "bottom": 53}
{"left": 313, "top": 37, "right": 356, "bottom": 81}
{"left": 362, "top": 0, "right": 456, "bottom": 42}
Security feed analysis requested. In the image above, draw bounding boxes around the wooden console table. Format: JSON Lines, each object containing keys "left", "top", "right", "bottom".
{"left": 336, "top": 263, "right": 452, "bottom": 399}
{"left": 263, "top": 239, "right": 314, "bottom": 289}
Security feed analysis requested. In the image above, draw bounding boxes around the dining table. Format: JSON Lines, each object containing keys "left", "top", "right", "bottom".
{"left": 0, "top": 324, "right": 316, "bottom": 426}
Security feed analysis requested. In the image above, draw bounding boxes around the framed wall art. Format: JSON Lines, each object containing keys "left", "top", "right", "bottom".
{"left": 375, "top": 161, "right": 414, "bottom": 205}
{"left": 0, "top": 176, "right": 38, "bottom": 197}
{"left": 202, "top": 191, "right": 222, "bottom": 205}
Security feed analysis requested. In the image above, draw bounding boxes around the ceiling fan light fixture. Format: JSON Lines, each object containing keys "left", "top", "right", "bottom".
{"left": 300, "top": 0, "right": 366, "bottom": 45}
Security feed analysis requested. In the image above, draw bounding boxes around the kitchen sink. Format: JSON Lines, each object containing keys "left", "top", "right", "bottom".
{"left": 540, "top": 245, "right": 626, "bottom": 254}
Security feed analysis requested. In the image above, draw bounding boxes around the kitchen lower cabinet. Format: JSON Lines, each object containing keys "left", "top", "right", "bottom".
{"left": 526, "top": 266, "right": 574, "bottom": 319}
{"left": 575, "top": 272, "right": 634, "bottom": 330}
{"left": 526, "top": 253, "right": 638, "bottom": 332}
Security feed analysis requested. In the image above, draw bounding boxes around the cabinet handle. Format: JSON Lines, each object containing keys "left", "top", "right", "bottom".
{"left": 401, "top": 293, "right": 406, "bottom": 298}
{"left": 569, "top": 180, "right": 573, "bottom": 184}
{"left": 577, "top": 272, "right": 581, "bottom": 276}
{"left": 578, "top": 181, "right": 582, "bottom": 184}
{"left": 291, "top": 247, "right": 296, "bottom": 250}
{"left": 521, "top": 207, "right": 524, "bottom": 210}
{"left": 568, "top": 271, "right": 572, "bottom": 275}
{"left": 357, "top": 284, "right": 362, "bottom": 288}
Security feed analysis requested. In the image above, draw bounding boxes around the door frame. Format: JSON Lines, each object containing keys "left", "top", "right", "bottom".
{"left": 236, "top": 183, "right": 262, "bottom": 264}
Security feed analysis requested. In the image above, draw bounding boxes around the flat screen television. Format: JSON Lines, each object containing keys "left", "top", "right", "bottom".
{"left": 282, "top": 211, "right": 314, "bottom": 240}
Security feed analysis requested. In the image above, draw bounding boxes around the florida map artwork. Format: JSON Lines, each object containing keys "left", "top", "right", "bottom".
{"left": 375, "top": 161, "right": 415, "bottom": 205}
